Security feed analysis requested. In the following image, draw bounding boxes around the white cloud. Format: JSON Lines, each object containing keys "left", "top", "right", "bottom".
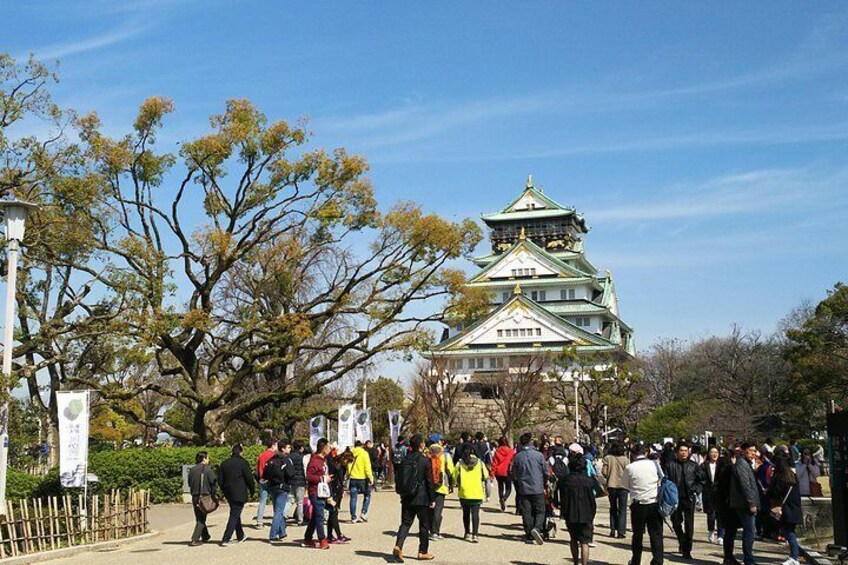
{"left": 18, "top": 23, "right": 147, "bottom": 62}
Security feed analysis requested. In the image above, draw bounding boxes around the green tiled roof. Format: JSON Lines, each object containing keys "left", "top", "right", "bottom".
{"left": 470, "top": 237, "right": 591, "bottom": 283}
{"left": 423, "top": 344, "right": 619, "bottom": 357}
{"left": 481, "top": 209, "right": 574, "bottom": 222}
{"left": 467, "top": 276, "right": 598, "bottom": 288}
{"left": 544, "top": 302, "right": 609, "bottom": 315}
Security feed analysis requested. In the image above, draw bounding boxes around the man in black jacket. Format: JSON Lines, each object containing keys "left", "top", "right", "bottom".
{"left": 286, "top": 442, "right": 307, "bottom": 525}
{"left": 728, "top": 442, "right": 759, "bottom": 565}
{"left": 666, "top": 441, "right": 705, "bottom": 560}
{"left": 218, "top": 444, "right": 256, "bottom": 545}
{"left": 265, "top": 440, "right": 294, "bottom": 542}
{"left": 187, "top": 451, "right": 217, "bottom": 546}
{"left": 392, "top": 434, "right": 435, "bottom": 563}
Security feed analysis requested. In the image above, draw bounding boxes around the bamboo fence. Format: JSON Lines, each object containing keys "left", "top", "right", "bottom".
{"left": 0, "top": 490, "right": 149, "bottom": 558}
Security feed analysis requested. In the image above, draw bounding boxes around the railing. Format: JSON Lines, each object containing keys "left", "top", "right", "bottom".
{"left": 0, "top": 489, "right": 149, "bottom": 558}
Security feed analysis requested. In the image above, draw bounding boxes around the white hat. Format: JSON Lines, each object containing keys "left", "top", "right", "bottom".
{"left": 568, "top": 443, "right": 584, "bottom": 455}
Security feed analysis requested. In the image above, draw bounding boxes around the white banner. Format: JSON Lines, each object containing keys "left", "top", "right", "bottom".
{"left": 388, "top": 410, "right": 402, "bottom": 447}
{"left": 355, "top": 408, "right": 372, "bottom": 443}
{"left": 309, "top": 415, "right": 326, "bottom": 452}
{"left": 57, "top": 391, "right": 90, "bottom": 488}
{"left": 337, "top": 404, "right": 357, "bottom": 451}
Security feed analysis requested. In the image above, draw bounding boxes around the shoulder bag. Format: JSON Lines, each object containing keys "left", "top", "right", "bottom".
{"left": 769, "top": 486, "right": 792, "bottom": 521}
{"left": 197, "top": 466, "right": 219, "bottom": 515}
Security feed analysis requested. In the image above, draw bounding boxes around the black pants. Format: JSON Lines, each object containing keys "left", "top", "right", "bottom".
{"left": 497, "top": 477, "right": 512, "bottom": 505}
{"left": 608, "top": 487, "right": 628, "bottom": 535}
{"left": 430, "top": 493, "right": 445, "bottom": 535}
{"left": 395, "top": 501, "right": 430, "bottom": 555}
{"left": 461, "top": 501, "right": 481, "bottom": 536}
{"left": 520, "top": 493, "right": 546, "bottom": 538}
{"left": 327, "top": 499, "right": 342, "bottom": 540}
{"left": 671, "top": 503, "right": 695, "bottom": 555}
{"left": 191, "top": 497, "right": 210, "bottom": 542}
{"left": 222, "top": 501, "right": 245, "bottom": 542}
{"left": 630, "top": 502, "right": 664, "bottom": 565}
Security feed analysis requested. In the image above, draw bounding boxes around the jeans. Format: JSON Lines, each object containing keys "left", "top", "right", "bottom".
{"left": 497, "top": 477, "right": 512, "bottom": 505}
{"left": 461, "top": 501, "right": 481, "bottom": 536}
{"left": 736, "top": 508, "right": 756, "bottom": 565}
{"left": 256, "top": 481, "right": 270, "bottom": 523}
{"left": 284, "top": 485, "right": 305, "bottom": 524}
{"left": 671, "top": 503, "right": 695, "bottom": 555}
{"left": 304, "top": 494, "right": 326, "bottom": 541}
{"left": 630, "top": 502, "right": 664, "bottom": 565}
{"left": 430, "top": 493, "right": 445, "bottom": 535}
{"left": 269, "top": 489, "right": 288, "bottom": 540}
{"left": 349, "top": 479, "right": 371, "bottom": 519}
{"left": 190, "top": 496, "right": 210, "bottom": 542}
{"left": 519, "top": 493, "right": 546, "bottom": 538}
{"left": 608, "top": 487, "right": 628, "bottom": 535}
{"left": 395, "top": 501, "right": 430, "bottom": 555}
{"left": 222, "top": 501, "right": 245, "bottom": 542}
{"left": 782, "top": 523, "right": 799, "bottom": 560}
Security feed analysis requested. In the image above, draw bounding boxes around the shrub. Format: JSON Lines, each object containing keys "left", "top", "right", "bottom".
{"left": 6, "top": 468, "right": 43, "bottom": 499}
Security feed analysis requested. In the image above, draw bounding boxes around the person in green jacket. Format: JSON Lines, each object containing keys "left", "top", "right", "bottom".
{"left": 428, "top": 440, "right": 455, "bottom": 541}
{"left": 348, "top": 442, "right": 374, "bottom": 522}
{"left": 452, "top": 444, "right": 489, "bottom": 543}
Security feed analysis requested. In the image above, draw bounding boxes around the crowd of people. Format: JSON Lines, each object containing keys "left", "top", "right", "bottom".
{"left": 186, "top": 430, "right": 827, "bottom": 565}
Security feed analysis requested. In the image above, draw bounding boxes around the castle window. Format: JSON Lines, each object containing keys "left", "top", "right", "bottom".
{"left": 536, "top": 328, "right": 542, "bottom": 336}
{"left": 539, "top": 290, "right": 546, "bottom": 301}
{"left": 502, "top": 292, "right": 509, "bottom": 302}
{"left": 576, "top": 317, "right": 591, "bottom": 327}
{"left": 497, "top": 329, "right": 503, "bottom": 338}
{"left": 531, "top": 291, "right": 538, "bottom": 300}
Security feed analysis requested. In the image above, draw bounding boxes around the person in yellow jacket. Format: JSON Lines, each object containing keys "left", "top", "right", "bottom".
{"left": 428, "top": 440, "right": 455, "bottom": 541}
{"left": 452, "top": 444, "right": 489, "bottom": 543}
{"left": 348, "top": 441, "right": 373, "bottom": 522}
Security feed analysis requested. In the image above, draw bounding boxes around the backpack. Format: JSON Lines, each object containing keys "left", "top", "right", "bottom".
{"left": 392, "top": 444, "right": 407, "bottom": 468}
{"left": 395, "top": 453, "right": 419, "bottom": 497}
{"left": 656, "top": 462, "right": 679, "bottom": 518}
{"left": 552, "top": 454, "right": 569, "bottom": 480}
{"left": 264, "top": 456, "right": 287, "bottom": 488}
{"left": 430, "top": 456, "right": 445, "bottom": 488}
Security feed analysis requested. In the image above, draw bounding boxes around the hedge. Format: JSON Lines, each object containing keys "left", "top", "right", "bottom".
{"left": 9, "top": 445, "right": 266, "bottom": 504}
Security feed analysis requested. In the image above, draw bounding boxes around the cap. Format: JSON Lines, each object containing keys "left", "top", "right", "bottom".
{"left": 428, "top": 433, "right": 443, "bottom": 445}
{"left": 568, "top": 443, "right": 584, "bottom": 455}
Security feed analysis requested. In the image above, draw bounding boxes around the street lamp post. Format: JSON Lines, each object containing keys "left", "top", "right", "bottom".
{"left": 0, "top": 198, "right": 38, "bottom": 516}
{"left": 573, "top": 378, "right": 579, "bottom": 442}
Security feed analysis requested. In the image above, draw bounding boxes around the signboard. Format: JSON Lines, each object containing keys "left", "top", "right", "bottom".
{"left": 309, "top": 415, "right": 326, "bottom": 451}
{"left": 337, "top": 404, "right": 356, "bottom": 451}
{"left": 57, "top": 391, "right": 90, "bottom": 488}
{"left": 355, "top": 408, "right": 372, "bottom": 443}
{"left": 828, "top": 411, "right": 848, "bottom": 546}
{"left": 388, "top": 410, "right": 402, "bottom": 447}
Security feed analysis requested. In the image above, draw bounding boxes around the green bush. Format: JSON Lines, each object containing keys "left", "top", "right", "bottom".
{"left": 11, "top": 445, "right": 266, "bottom": 504}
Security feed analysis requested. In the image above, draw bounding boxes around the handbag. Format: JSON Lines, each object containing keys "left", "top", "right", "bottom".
{"left": 769, "top": 486, "right": 792, "bottom": 521}
{"left": 197, "top": 466, "right": 219, "bottom": 515}
{"left": 317, "top": 480, "right": 332, "bottom": 499}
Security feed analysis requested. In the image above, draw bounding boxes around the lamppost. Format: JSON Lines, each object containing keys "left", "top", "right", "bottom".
{"left": 356, "top": 330, "right": 369, "bottom": 410}
{"left": 573, "top": 378, "right": 580, "bottom": 442}
{"left": 0, "top": 197, "right": 38, "bottom": 516}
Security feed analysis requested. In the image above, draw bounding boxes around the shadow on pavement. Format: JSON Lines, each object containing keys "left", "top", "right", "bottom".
{"left": 355, "top": 549, "right": 395, "bottom": 562}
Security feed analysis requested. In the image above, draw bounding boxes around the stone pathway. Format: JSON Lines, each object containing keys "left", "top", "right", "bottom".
{"left": 41, "top": 490, "right": 794, "bottom": 564}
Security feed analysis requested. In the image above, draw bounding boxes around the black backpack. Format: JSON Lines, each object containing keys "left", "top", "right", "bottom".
{"left": 552, "top": 454, "right": 569, "bottom": 480}
{"left": 395, "top": 453, "right": 419, "bottom": 497}
{"left": 392, "top": 444, "right": 408, "bottom": 468}
{"left": 264, "top": 456, "right": 287, "bottom": 488}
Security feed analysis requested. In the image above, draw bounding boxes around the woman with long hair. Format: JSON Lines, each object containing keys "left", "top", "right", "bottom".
{"left": 326, "top": 450, "right": 353, "bottom": 544}
{"left": 769, "top": 451, "right": 803, "bottom": 565}
{"left": 491, "top": 436, "right": 515, "bottom": 512}
{"left": 452, "top": 443, "right": 489, "bottom": 543}
{"left": 602, "top": 442, "right": 629, "bottom": 538}
{"left": 702, "top": 446, "right": 722, "bottom": 544}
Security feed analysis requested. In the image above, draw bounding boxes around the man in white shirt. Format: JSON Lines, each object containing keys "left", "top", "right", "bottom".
{"left": 623, "top": 444, "right": 664, "bottom": 565}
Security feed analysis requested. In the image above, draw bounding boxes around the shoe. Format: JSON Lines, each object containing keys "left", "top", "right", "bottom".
{"left": 500, "top": 499, "right": 506, "bottom": 512}
{"left": 429, "top": 533, "right": 443, "bottom": 541}
{"left": 588, "top": 542, "right": 597, "bottom": 548}
{"left": 361, "top": 514, "right": 368, "bottom": 522}
{"left": 189, "top": 541, "right": 202, "bottom": 547}
{"left": 708, "top": 531, "right": 716, "bottom": 544}
{"left": 300, "top": 539, "right": 315, "bottom": 548}
{"left": 471, "top": 535, "right": 479, "bottom": 543}
{"left": 317, "top": 539, "right": 330, "bottom": 550}
{"left": 393, "top": 545, "right": 404, "bottom": 563}
{"left": 351, "top": 517, "right": 361, "bottom": 524}
{"left": 610, "top": 530, "right": 617, "bottom": 538}
{"left": 463, "top": 533, "right": 470, "bottom": 541}
{"left": 682, "top": 553, "right": 693, "bottom": 560}
{"left": 329, "top": 537, "right": 349, "bottom": 545}
{"left": 418, "top": 553, "right": 435, "bottom": 561}
{"left": 718, "top": 537, "right": 724, "bottom": 546}
{"left": 220, "top": 540, "right": 235, "bottom": 547}
{"left": 617, "top": 533, "right": 627, "bottom": 539}
{"left": 238, "top": 537, "right": 248, "bottom": 544}
{"left": 531, "top": 528, "right": 544, "bottom": 545}
{"left": 254, "top": 521, "right": 263, "bottom": 529}
{"left": 549, "top": 522, "right": 557, "bottom": 539}
{"left": 782, "top": 559, "right": 800, "bottom": 565}
{"left": 721, "top": 559, "right": 742, "bottom": 565}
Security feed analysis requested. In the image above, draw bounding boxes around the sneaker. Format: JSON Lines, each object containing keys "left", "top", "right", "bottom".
{"left": 429, "top": 533, "right": 443, "bottom": 541}
{"left": 360, "top": 514, "right": 368, "bottom": 522}
{"left": 531, "top": 529, "right": 544, "bottom": 545}
{"left": 463, "top": 533, "right": 470, "bottom": 541}
{"left": 238, "top": 537, "right": 248, "bottom": 544}
{"left": 500, "top": 499, "right": 506, "bottom": 512}
{"left": 418, "top": 553, "right": 435, "bottom": 561}
{"left": 717, "top": 537, "right": 724, "bottom": 546}
{"left": 220, "top": 540, "right": 235, "bottom": 547}
{"left": 709, "top": 531, "right": 717, "bottom": 544}
{"left": 300, "top": 539, "right": 316, "bottom": 548}
{"left": 351, "top": 517, "right": 361, "bottom": 524}
{"left": 392, "top": 545, "right": 404, "bottom": 563}
{"left": 588, "top": 542, "right": 597, "bottom": 548}
{"left": 549, "top": 522, "right": 557, "bottom": 539}
{"left": 617, "top": 533, "right": 627, "bottom": 539}
{"left": 610, "top": 530, "right": 617, "bottom": 538}
{"left": 471, "top": 535, "right": 479, "bottom": 543}
{"left": 782, "top": 559, "right": 800, "bottom": 565}
{"left": 189, "top": 541, "right": 202, "bottom": 547}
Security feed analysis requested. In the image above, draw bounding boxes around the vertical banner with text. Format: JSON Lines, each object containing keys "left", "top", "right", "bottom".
{"left": 388, "top": 410, "right": 402, "bottom": 447}
{"left": 57, "top": 391, "right": 90, "bottom": 488}
{"left": 309, "top": 416, "right": 326, "bottom": 452}
{"left": 337, "top": 404, "right": 357, "bottom": 451}
{"left": 355, "top": 408, "right": 372, "bottom": 443}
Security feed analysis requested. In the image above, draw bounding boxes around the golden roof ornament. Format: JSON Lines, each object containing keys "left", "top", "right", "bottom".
{"left": 526, "top": 174, "right": 533, "bottom": 189}
{"left": 513, "top": 283, "right": 522, "bottom": 295}
{"left": 606, "top": 269, "right": 612, "bottom": 280}
{"left": 519, "top": 226, "right": 526, "bottom": 240}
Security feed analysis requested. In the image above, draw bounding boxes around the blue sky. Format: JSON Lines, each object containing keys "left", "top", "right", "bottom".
{"left": 4, "top": 2, "right": 848, "bottom": 359}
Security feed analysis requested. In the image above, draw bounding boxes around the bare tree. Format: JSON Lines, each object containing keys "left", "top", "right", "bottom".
{"left": 640, "top": 338, "right": 689, "bottom": 409}
{"left": 479, "top": 354, "right": 551, "bottom": 441}
{"left": 406, "top": 358, "right": 463, "bottom": 436}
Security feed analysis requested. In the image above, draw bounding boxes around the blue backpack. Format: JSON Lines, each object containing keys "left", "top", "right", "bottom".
{"left": 656, "top": 462, "right": 678, "bottom": 518}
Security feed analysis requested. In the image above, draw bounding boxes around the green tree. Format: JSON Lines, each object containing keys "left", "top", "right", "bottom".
{"left": 356, "top": 376, "right": 404, "bottom": 442}
{"left": 636, "top": 401, "right": 693, "bottom": 443}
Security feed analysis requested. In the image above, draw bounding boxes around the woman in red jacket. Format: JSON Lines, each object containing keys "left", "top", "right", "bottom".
{"left": 491, "top": 437, "right": 515, "bottom": 512}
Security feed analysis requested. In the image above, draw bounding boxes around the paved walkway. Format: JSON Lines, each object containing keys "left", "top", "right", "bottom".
{"left": 42, "top": 491, "right": 793, "bottom": 564}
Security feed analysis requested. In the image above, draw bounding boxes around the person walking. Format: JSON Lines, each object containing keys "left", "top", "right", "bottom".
{"left": 254, "top": 436, "right": 277, "bottom": 528}
{"left": 286, "top": 441, "right": 307, "bottom": 525}
{"left": 512, "top": 432, "right": 549, "bottom": 545}
{"left": 302, "top": 438, "right": 332, "bottom": 550}
{"left": 603, "top": 442, "right": 629, "bottom": 539}
{"left": 217, "top": 444, "right": 255, "bottom": 546}
{"left": 716, "top": 448, "right": 741, "bottom": 565}
{"left": 453, "top": 443, "right": 488, "bottom": 543}
{"left": 796, "top": 448, "right": 822, "bottom": 496}
{"left": 769, "top": 450, "right": 803, "bottom": 565}
{"left": 349, "top": 440, "right": 374, "bottom": 523}
{"left": 702, "top": 446, "right": 723, "bottom": 545}
{"left": 264, "top": 440, "right": 293, "bottom": 543}
{"left": 623, "top": 443, "right": 664, "bottom": 565}
{"left": 561, "top": 453, "right": 597, "bottom": 565}
{"left": 327, "top": 450, "right": 353, "bottom": 544}
{"left": 666, "top": 441, "right": 705, "bottom": 560}
{"left": 491, "top": 437, "right": 515, "bottom": 512}
{"left": 548, "top": 439, "right": 569, "bottom": 514}
{"left": 729, "top": 442, "right": 760, "bottom": 565}
{"left": 428, "top": 441, "right": 454, "bottom": 541}
{"left": 187, "top": 451, "right": 217, "bottom": 546}
{"left": 366, "top": 439, "right": 380, "bottom": 491}
{"left": 393, "top": 434, "right": 436, "bottom": 563}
